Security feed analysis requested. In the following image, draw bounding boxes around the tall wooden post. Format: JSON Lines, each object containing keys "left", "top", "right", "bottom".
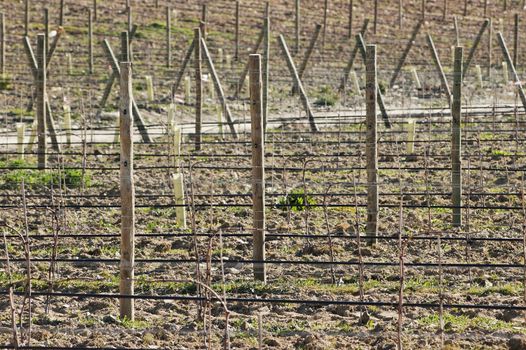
{"left": 60, "top": 0, "right": 65, "bottom": 26}
{"left": 488, "top": 18, "right": 492, "bottom": 77}
{"left": 443, "top": 0, "right": 447, "bottom": 21}
{"left": 88, "top": 8, "right": 93, "bottom": 74}
{"left": 452, "top": 47, "right": 463, "bottom": 228}
{"left": 374, "top": 0, "right": 378, "bottom": 34}
{"left": 235, "top": 1, "right": 239, "bottom": 61}
{"left": 399, "top": 0, "right": 403, "bottom": 29}
{"left": 263, "top": 16, "right": 270, "bottom": 130}
{"left": 44, "top": 8, "right": 49, "bottom": 53}
{"left": 365, "top": 44, "right": 378, "bottom": 245}
{"left": 421, "top": 0, "right": 426, "bottom": 20}
{"left": 36, "top": 34, "right": 46, "bottom": 170}
{"left": 119, "top": 61, "right": 135, "bottom": 320}
{"left": 201, "top": 4, "right": 207, "bottom": 39}
{"left": 484, "top": 0, "right": 488, "bottom": 17}
{"left": 249, "top": 54, "right": 266, "bottom": 282}
{"left": 322, "top": 0, "right": 328, "bottom": 50}
{"left": 514, "top": 14, "right": 519, "bottom": 68}
{"left": 194, "top": 28, "right": 202, "bottom": 151}
{"left": 93, "top": 0, "right": 97, "bottom": 21}
{"left": 0, "top": 13, "right": 5, "bottom": 76}
{"left": 294, "top": 23, "right": 322, "bottom": 94}
{"left": 166, "top": 7, "right": 171, "bottom": 68}
{"left": 349, "top": 0, "right": 353, "bottom": 38}
{"left": 295, "top": 0, "right": 300, "bottom": 54}
{"left": 25, "top": 0, "right": 29, "bottom": 36}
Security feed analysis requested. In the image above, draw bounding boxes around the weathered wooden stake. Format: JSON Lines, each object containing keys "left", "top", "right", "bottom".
{"left": 374, "top": 0, "right": 378, "bottom": 34}
{"left": 60, "top": 0, "right": 65, "bottom": 26}
{"left": 421, "top": 0, "right": 426, "bottom": 20}
{"left": 497, "top": 32, "right": 526, "bottom": 112}
{"left": 475, "top": 64, "right": 483, "bottom": 88}
{"left": 184, "top": 76, "right": 191, "bottom": 104}
{"left": 488, "top": 18, "right": 492, "bottom": 78}
{"left": 463, "top": 0, "right": 468, "bottom": 16}
{"left": 351, "top": 70, "right": 360, "bottom": 95}
{"left": 172, "top": 125, "right": 181, "bottom": 168}
{"left": 484, "top": 0, "right": 488, "bottom": 17}
{"left": 249, "top": 54, "right": 266, "bottom": 283}
{"left": 295, "top": 0, "right": 300, "bottom": 54}
{"left": 463, "top": 19, "right": 490, "bottom": 78}
{"left": 166, "top": 7, "right": 171, "bottom": 68}
{"left": 24, "top": 0, "right": 29, "bottom": 36}
{"left": 406, "top": 120, "right": 415, "bottom": 154}
{"left": 171, "top": 38, "right": 195, "bottom": 99}
{"left": 235, "top": 25, "right": 265, "bottom": 98}
{"left": 173, "top": 173, "right": 186, "bottom": 228}
{"left": 389, "top": 19, "right": 424, "bottom": 88}
{"left": 277, "top": 35, "right": 318, "bottom": 132}
{"left": 322, "top": 0, "right": 328, "bottom": 50}
{"left": 514, "top": 14, "right": 519, "bottom": 69}
{"left": 452, "top": 46, "right": 463, "bottom": 228}
{"left": 235, "top": 1, "right": 239, "bottom": 61}
{"left": 454, "top": 16, "right": 460, "bottom": 46}
{"left": 502, "top": 61, "right": 509, "bottom": 83}
{"left": 201, "top": 4, "right": 207, "bottom": 39}
{"left": 348, "top": 0, "right": 353, "bottom": 38}
{"left": 399, "top": 0, "right": 403, "bottom": 29}
{"left": 145, "top": 75, "right": 154, "bottom": 101}
{"left": 427, "top": 34, "right": 452, "bottom": 104}
{"left": 339, "top": 19, "right": 369, "bottom": 91}
{"left": 365, "top": 44, "right": 378, "bottom": 245}
{"left": 63, "top": 104, "right": 71, "bottom": 146}
{"left": 293, "top": 23, "right": 321, "bottom": 94}
{"left": 93, "top": 0, "right": 97, "bottom": 21}
{"left": 119, "top": 61, "right": 135, "bottom": 320}
{"left": 263, "top": 16, "right": 270, "bottom": 129}
{"left": 44, "top": 8, "right": 49, "bottom": 53}
{"left": 88, "top": 8, "right": 93, "bottom": 74}
{"left": 16, "top": 123, "right": 25, "bottom": 159}
{"left": 200, "top": 38, "right": 238, "bottom": 137}
{"left": 411, "top": 67, "right": 421, "bottom": 90}
{"left": 0, "top": 13, "right": 4, "bottom": 76}
{"left": 36, "top": 34, "right": 46, "bottom": 169}
{"left": 443, "top": 0, "right": 447, "bottom": 21}
{"left": 194, "top": 28, "right": 202, "bottom": 151}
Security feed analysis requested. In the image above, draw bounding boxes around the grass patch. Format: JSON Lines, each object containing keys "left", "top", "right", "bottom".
{"left": 418, "top": 312, "right": 525, "bottom": 333}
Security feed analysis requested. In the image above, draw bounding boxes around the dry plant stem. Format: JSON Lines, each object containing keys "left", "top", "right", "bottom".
{"left": 352, "top": 170, "right": 365, "bottom": 318}
{"left": 322, "top": 185, "right": 336, "bottom": 284}
{"left": 219, "top": 230, "right": 230, "bottom": 350}
{"left": 2, "top": 228, "right": 19, "bottom": 347}
{"left": 188, "top": 161, "right": 204, "bottom": 321}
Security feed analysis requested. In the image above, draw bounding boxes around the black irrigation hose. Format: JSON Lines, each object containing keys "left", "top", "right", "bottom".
{"left": 1, "top": 290, "right": 525, "bottom": 311}
{"left": 1, "top": 257, "right": 524, "bottom": 270}
{"left": 2, "top": 232, "right": 524, "bottom": 243}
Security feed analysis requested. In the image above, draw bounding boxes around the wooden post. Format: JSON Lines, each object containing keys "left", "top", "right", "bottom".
{"left": 16, "top": 123, "right": 25, "bottom": 159}
{"left": 36, "top": 34, "right": 46, "bottom": 169}
{"left": 427, "top": 34, "right": 452, "bottom": 104}
{"left": 194, "top": 28, "right": 202, "bottom": 151}
{"left": 339, "top": 19, "right": 369, "bottom": 91}
{"left": 389, "top": 20, "right": 423, "bottom": 88}
{"left": 443, "top": 0, "right": 447, "bottom": 21}
{"left": 295, "top": 0, "right": 300, "bottom": 54}
{"left": 249, "top": 54, "right": 266, "bottom": 283}
{"left": 263, "top": 16, "right": 270, "bottom": 130}
{"left": 201, "top": 4, "right": 207, "bottom": 39}
{"left": 514, "top": 13, "right": 519, "bottom": 69}
{"left": 399, "top": 0, "right": 403, "bottom": 29}
{"left": 171, "top": 38, "right": 195, "bottom": 99}
{"left": 173, "top": 173, "right": 186, "bottom": 228}
{"left": 322, "top": 0, "right": 328, "bottom": 51}
{"left": 462, "top": 19, "right": 490, "bottom": 78}
{"left": 127, "top": 6, "right": 133, "bottom": 61}
{"left": 348, "top": 0, "right": 353, "bottom": 38}
{"left": 44, "top": 8, "right": 49, "bottom": 53}
{"left": 374, "top": 0, "right": 378, "bottom": 34}
{"left": 421, "top": 0, "right": 426, "bottom": 20}
{"left": 200, "top": 38, "right": 238, "bottom": 137}
{"left": 463, "top": 0, "right": 468, "bottom": 16}
{"left": 63, "top": 104, "right": 71, "bottom": 146}
{"left": 0, "top": 13, "right": 4, "bottom": 76}
{"left": 452, "top": 46, "right": 462, "bottom": 228}
{"left": 235, "top": 1, "right": 239, "bottom": 61}
{"left": 277, "top": 34, "right": 318, "bottom": 132}
{"left": 293, "top": 23, "right": 321, "bottom": 94}
{"left": 497, "top": 32, "right": 526, "bottom": 113}
{"left": 88, "top": 8, "right": 93, "bottom": 74}
{"left": 25, "top": 0, "right": 29, "bottom": 37}
{"left": 365, "top": 44, "right": 378, "bottom": 245}
{"left": 235, "top": 26, "right": 265, "bottom": 98}
{"left": 166, "top": 6, "right": 171, "bottom": 68}
{"left": 119, "top": 61, "right": 135, "bottom": 320}
{"left": 484, "top": 0, "right": 488, "bottom": 17}
{"left": 406, "top": 120, "right": 415, "bottom": 154}
{"left": 454, "top": 16, "right": 460, "bottom": 47}
{"left": 488, "top": 18, "right": 492, "bottom": 77}
{"left": 60, "top": 0, "right": 65, "bottom": 26}
{"left": 93, "top": 0, "right": 97, "bottom": 21}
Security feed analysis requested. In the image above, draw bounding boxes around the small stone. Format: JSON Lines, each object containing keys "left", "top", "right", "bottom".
{"left": 508, "top": 335, "right": 526, "bottom": 350}
{"left": 102, "top": 315, "right": 119, "bottom": 324}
